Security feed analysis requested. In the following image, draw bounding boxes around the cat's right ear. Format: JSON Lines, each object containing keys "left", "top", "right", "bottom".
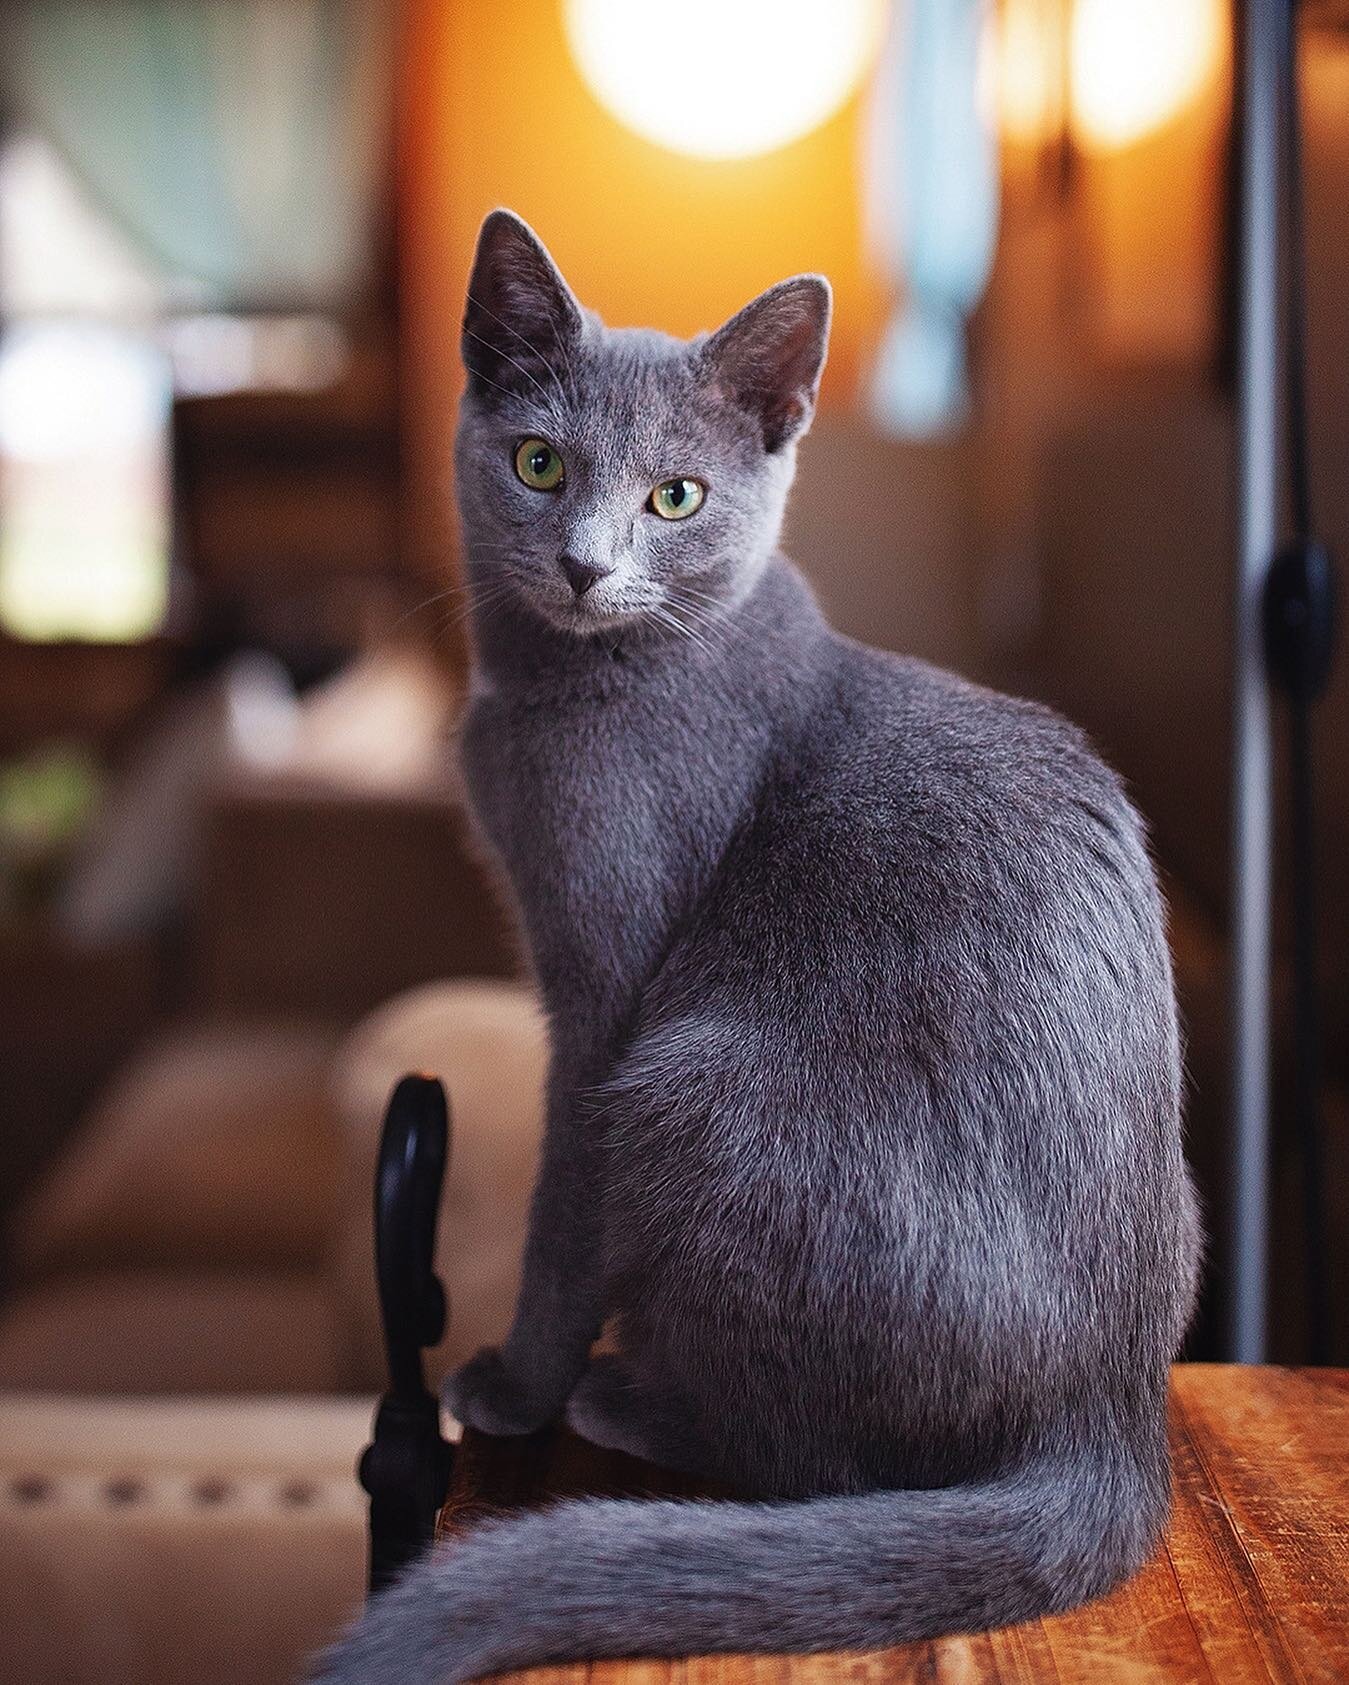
{"left": 699, "top": 275, "right": 832, "bottom": 453}
{"left": 462, "top": 210, "right": 583, "bottom": 401}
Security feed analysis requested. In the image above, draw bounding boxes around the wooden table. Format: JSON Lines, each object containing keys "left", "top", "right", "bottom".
{"left": 439, "top": 1365, "right": 1348, "bottom": 1682}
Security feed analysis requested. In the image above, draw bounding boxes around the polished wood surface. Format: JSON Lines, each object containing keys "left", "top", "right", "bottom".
{"left": 439, "top": 1365, "right": 1348, "bottom": 1682}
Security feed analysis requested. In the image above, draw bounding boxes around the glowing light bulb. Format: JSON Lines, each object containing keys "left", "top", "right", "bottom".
{"left": 563, "top": 0, "right": 885, "bottom": 162}
{"left": 1069, "top": 0, "right": 1224, "bottom": 152}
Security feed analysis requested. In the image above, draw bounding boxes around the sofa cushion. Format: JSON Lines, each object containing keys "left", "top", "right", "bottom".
{"left": 10, "top": 1021, "right": 339, "bottom": 1279}
{"left": 0, "top": 1272, "right": 345, "bottom": 1395}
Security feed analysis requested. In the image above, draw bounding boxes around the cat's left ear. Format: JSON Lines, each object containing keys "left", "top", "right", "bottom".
{"left": 699, "top": 276, "right": 832, "bottom": 452}
{"left": 462, "top": 209, "right": 584, "bottom": 401}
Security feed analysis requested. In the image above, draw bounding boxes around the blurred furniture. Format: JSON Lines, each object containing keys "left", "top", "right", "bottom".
{"left": 0, "top": 972, "right": 542, "bottom": 1682}
{"left": 196, "top": 780, "right": 516, "bottom": 1020}
{"left": 0, "top": 977, "right": 546, "bottom": 1395}
{"left": 172, "top": 327, "right": 423, "bottom": 670}
{"left": 0, "top": 639, "right": 172, "bottom": 761}
{"left": 174, "top": 334, "right": 399, "bottom": 589}
{"left": 0, "top": 1393, "right": 371, "bottom": 1685}
{"left": 0, "top": 633, "right": 528, "bottom": 1388}
{"left": 180, "top": 643, "right": 516, "bottom": 1022}
{"left": 441, "top": 1365, "right": 1348, "bottom": 1683}
{"left": 331, "top": 979, "right": 545, "bottom": 1393}
{"left": 0, "top": 924, "right": 160, "bottom": 1230}
{"left": 0, "top": 972, "right": 544, "bottom": 1681}
{"left": 0, "top": 638, "right": 505, "bottom": 1233}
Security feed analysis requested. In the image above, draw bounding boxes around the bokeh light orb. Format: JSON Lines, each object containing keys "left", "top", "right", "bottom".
{"left": 563, "top": 0, "right": 886, "bottom": 162}
{"left": 1070, "top": 0, "right": 1225, "bottom": 151}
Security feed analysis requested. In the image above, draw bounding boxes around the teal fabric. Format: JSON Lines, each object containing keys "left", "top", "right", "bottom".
{"left": 2, "top": 0, "right": 391, "bottom": 308}
{"left": 866, "top": 0, "right": 999, "bottom": 436}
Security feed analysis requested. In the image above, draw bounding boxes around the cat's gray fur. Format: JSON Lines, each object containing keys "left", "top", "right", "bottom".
{"left": 314, "top": 210, "right": 1200, "bottom": 1683}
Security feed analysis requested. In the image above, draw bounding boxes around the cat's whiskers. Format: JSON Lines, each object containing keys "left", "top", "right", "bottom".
{"left": 463, "top": 357, "right": 552, "bottom": 413}
{"left": 467, "top": 290, "right": 572, "bottom": 397}
{"left": 670, "top": 594, "right": 729, "bottom": 636}
{"left": 668, "top": 579, "right": 722, "bottom": 607}
{"left": 393, "top": 574, "right": 520, "bottom": 644}
{"left": 433, "top": 580, "right": 517, "bottom": 641}
{"left": 644, "top": 603, "right": 689, "bottom": 647}
{"left": 665, "top": 587, "right": 732, "bottom": 653}
{"left": 463, "top": 327, "right": 561, "bottom": 415}
{"left": 391, "top": 562, "right": 527, "bottom": 633}
{"left": 390, "top": 578, "right": 481, "bottom": 633}
{"left": 650, "top": 599, "right": 716, "bottom": 660}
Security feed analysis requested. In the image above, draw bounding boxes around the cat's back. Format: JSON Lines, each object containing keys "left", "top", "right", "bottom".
{"left": 737, "top": 633, "right": 1165, "bottom": 979}
{"left": 810, "top": 635, "right": 1131, "bottom": 843}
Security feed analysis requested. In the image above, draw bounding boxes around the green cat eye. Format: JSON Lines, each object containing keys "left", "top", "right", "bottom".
{"left": 514, "top": 438, "right": 564, "bottom": 491}
{"left": 649, "top": 478, "right": 705, "bottom": 521}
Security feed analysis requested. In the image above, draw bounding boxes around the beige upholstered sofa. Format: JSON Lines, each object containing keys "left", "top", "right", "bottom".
{"left": 0, "top": 978, "right": 546, "bottom": 1395}
{"left": 0, "top": 976, "right": 546, "bottom": 1685}
{"left": 0, "top": 1394, "right": 373, "bottom": 1685}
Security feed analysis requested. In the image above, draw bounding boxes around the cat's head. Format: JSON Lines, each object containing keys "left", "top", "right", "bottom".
{"left": 454, "top": 209, "right": 830, "bottom": 639}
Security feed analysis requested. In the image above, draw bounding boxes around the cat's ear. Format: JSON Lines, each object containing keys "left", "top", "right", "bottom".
{"left": 462, "top": 209, "right": 582, "bottom": 400}
{"left": 700, "top": 276, "right": 832, "bottom": 452}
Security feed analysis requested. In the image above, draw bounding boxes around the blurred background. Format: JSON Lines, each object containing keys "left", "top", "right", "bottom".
{"left": 0, "top": 3, "right": 1345, "bottom": 1679}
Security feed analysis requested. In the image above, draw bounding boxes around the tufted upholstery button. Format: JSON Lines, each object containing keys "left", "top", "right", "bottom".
{"left": 189, "top": 1477, "right": 232, "bottom": 1506}
{"left": 9, "top": 1474, "right": 52, "bottom": 1504}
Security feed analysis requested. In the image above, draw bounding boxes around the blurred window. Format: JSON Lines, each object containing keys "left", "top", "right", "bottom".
{"left": 0, "top": 133, "right": 172, "bottom": 643}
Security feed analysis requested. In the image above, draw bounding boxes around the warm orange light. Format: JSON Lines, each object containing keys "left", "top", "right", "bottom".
{"left": 993, "top": 0, "right": 1065, "bottom": 148}
{"left": 1069, "top": 0, "right": 1224, "bottom": 151}
{"left": 563, "top": 0, "right": 885, "bottom": 161}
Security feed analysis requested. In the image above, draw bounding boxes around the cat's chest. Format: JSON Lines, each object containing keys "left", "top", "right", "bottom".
{"left": 466, "top": 687, "right": 676, "bottom": 851}
{"left": 462, "top": 681, "right": 730, "bottom": 997}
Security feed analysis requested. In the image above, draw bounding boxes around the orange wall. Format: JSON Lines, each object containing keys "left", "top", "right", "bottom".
{"left": 400, "top": 0, "right": 886, "bottom": 576}
{"left": 1074, "top": 42, "right": 1231, "bottom": 370}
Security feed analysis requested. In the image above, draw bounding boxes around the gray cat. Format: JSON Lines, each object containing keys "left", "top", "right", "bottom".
{"left": 315, "top": 210, "right": 1200, "bottom": 1683}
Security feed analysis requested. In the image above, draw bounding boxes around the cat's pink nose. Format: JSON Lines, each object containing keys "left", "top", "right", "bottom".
{"left": 560, "top": 555, "right": 610, "bottom": 597}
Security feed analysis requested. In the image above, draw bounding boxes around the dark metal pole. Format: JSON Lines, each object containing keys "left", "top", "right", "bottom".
{"left": 1228, "top": 0, "right": 1281, "bottom": 1363}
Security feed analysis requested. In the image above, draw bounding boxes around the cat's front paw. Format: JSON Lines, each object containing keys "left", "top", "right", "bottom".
{"left": 443, "top": 1345, "right": 561, "bottom": 1436}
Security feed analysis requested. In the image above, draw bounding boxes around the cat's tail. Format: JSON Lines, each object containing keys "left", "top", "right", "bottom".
{"left": 313, "top": 1435, "right": 1167, "bottom": 1683}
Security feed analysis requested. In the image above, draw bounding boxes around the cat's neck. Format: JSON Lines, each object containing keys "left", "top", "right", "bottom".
{"left": 466, "top": 553, "right": 827, "bottom": 702}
